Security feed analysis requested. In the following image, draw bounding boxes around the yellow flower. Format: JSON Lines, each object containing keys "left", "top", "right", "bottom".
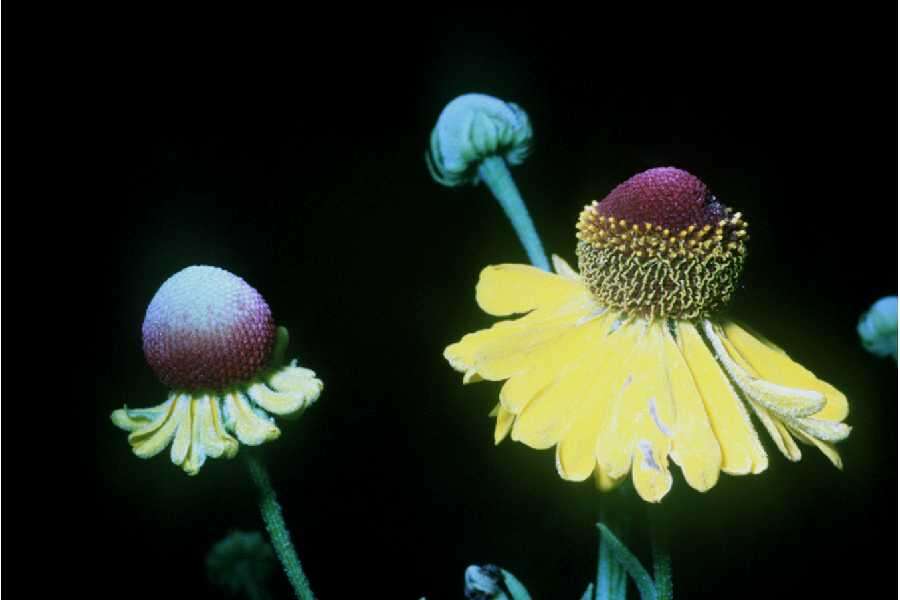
{"left": 111, "top": 266, "right": 323, "bottom": 475}
{"left": 444, "top": 167, "right": 850, "bottom": 502}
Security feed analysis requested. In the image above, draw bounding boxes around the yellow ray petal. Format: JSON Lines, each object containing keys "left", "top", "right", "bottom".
{"left": 706, "top": 323, "right": 826, "bottom": 419}
{"left": 512, "top": 317, "right": 620, "bottom": 450}
{"left": 475, "top": 264, "right": 587, "bottom": 316}
{"left": 247, "top": 383, "right": 308, "bottom": 416}
{"left": 551, "top": 254, "right": 580, "bottom": 280}
{"left": 588, "top": 322, "right": 673, "bottom": 498}
{"left": 111, "top": 396, "right": 174, "bottom": 432}
{"left": 200, "top": 395, "right": 239, "bottom": 459}
{"left": 677, "top": 322, "right": 767, "bottom": 475}
{"left": 747, "top": 402, "right": 802, "bottom": 462}
{"left": 269, "top": 362, "right": 324, "bottom": 402}
{"left": 499, "top": 312, "right": 614, "bottom": 415}
{"left": 555, "top": 320, "right": 636, "bottom": 481}
{"left": 170, "top": 396, "right": 194, "bottom": 468}
{"left": 789, "top": 417, "right": 851, "bottom": 442}
{"left": 627, "top": 323, "right": 674, "bottom": 502}
{"left": 186, "top": 395, "right": 239, "bottom": 472}
{"left": 128, "top": 394, "right": 186, "bottom": 459}
{"left": 791, "top": 428, "right": 843, "bottom": 469}
{"left": 493, "top": 404, "right": 515, "bottom": 444}
{"left": 660, "top": 325, "right": 722, "bottom": 492}
{"left": 723, "top": 322, "right": 848, "bottom": 422}
{"left": 223, "top": 392, "right": 280, "bottom": 446}
{"left": 444, "top": 296, "right": 598, "bottom": 381}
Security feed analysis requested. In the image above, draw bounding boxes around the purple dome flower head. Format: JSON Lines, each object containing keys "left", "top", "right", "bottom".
{"left": 112, "top": 266, "right": 323, "bottom": 475}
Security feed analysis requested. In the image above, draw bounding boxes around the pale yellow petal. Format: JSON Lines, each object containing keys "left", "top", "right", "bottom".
{"left": 185, "top": 395, "right": 238, "bottom": 473}
{"left": 791, "top": 428, "right": 843, "bottom": 469}
{"left": 511, "top": 317, "right": 618, "bottom": 450}
{"left": 723, "top": 322, "right": 848, "bottom": 422}
{"left": 747, "top": 402, "right": 802, "bottom": 462}
{"left": 678, "top": 322, "right": 767, "bottom": 475}
{"left": 660, "top": 325, "right": 722, "bottom": 492}
{"left": 128, "top": 394, "right": 185, "bottom": 459}
{"left": 551, "top": 254, "right": 580, "bottom": 280}
{"left": 706, "top": 323, "right": 826, "bottom": 419}
{"left": 199, "top": 395, "right": 239, "bottom": 459}
{"left": 170, "top": 396, "right": 193, "bottom": 467}
{"left": 494, "top": 405, "right": 515, "bottom": 445}
{"left": 111, "top": 396, "right": 174, "bottom": 432}
{"left": 790, "top": 417, "right": 851, "bottom": 442}
{"left": 475, "top": 264, "right": 587, "bottom": 316}
{"left": 223, "top": 392, "right": 280, "bottom": 446}
{"left": 247, "top": 383, "right": 307, "bottom": 416}
{"left": 269, "top": 362, "right": 324, "bottom": 406}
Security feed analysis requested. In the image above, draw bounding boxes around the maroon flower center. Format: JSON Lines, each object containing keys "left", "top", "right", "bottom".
{"left": 594, "top": 167, "right": 728, "bottom": 232}
{"left": 142, "top": 266, "right": 276, "bottom": 390}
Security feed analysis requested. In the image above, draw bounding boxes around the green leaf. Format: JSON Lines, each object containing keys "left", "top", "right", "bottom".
{"left": 597, "top": 523, "right": 657, "bottom": 600}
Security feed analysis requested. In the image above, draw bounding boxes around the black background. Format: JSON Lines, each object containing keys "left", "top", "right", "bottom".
{"left": 11, "top": 15, "right": 897, "bottom": 599}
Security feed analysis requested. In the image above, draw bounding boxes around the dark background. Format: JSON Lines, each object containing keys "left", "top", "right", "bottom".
{"left": 13, "top": 16, "right": 897, "bottom": 599}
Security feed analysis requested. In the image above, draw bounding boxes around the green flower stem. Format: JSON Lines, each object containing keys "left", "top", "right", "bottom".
{"left": 478, "top": 155, "right": 550, "bottom": 271}
{"left": 246, "top": 455, "right": 314, "bottom": 600}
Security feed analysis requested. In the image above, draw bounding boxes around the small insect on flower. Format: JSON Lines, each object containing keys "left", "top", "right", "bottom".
{"left": 445, "top": 167, "right": 850, "bottom": 502}
{"left": 111, "top": 266, "right": 323, "bottom": 475}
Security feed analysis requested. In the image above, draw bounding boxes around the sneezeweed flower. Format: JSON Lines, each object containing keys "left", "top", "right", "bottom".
{"left": 445, "top": 167, "right": 850, "bottom": 502}
{"left": 111, "top": 265, "right": 323, "bottom": 474}
{"left": 858, "top": 295, "right": 897, "bottom": 362}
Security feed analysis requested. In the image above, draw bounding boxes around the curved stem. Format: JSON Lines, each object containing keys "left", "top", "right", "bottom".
{"left": 478, "top": 156, "right": 551, "bottom": 271}
{"left": 246, "top": 455, "right": 315, "bottom": 600}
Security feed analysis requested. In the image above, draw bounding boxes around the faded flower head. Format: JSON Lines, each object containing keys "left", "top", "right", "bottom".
{"left": 112, "top": 265, "right": 323, "bottom": 475}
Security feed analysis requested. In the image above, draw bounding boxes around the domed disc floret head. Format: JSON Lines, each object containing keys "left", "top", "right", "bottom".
{"left": 142, "top": 266, "right": 276, "bottom": 390}
{"left": 576, "top": 167, "right": 748, "bottom": 320}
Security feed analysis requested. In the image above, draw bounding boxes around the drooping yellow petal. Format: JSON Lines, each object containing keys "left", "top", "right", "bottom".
{"left": 184, "top": 395, "right": 239, "bottom": 474}
{"left": 111, "top": 397, "right": 173, "bottom": 432}
{"left": 706, "top": 322, "right": 826, "bottom": 420}
{"left": 511, "top": 316, "right": 618, "bottom": 450}
{"left": 223, "top": 392, "right": 280, "bottom": 446}
{"left": 555, "top": 318, "right": 636, "bottom": 481}
{"left": 498, "top": 311, "right": 614, "bottom": 415}
{"left": 492, "top": 404, "right": 515, "bottom": 444}
{"left": 660, "top": 325, "right": 722, "bottom": 492}
{"left": 128, "top": 394, "right": 186, "bottom": 459}
{"left": 747, "top": 402, "right": 802, "bottom": 462}
{"left": 588, "top": 321, "right": 673, "bottom": 500}
{"left": 170, "top": 397, "right": 194, "bottom": 467}
{"left": 723, "top": 322, "right": 848, "bottom": 422}
{"left": 445, "top": 295, "right": 598, "bottom": 381}
{"left": 677, "top": 322, "right": 767, "bottom": 475}
{"left": 475, "top": 264, "right": 588, "bottom": 316}
{"left": 626, "top": 323, "right": 674, "bottom": 502}
{"left": 247, "top": 383, "right": 308, "bottom": 416}
{"left": 791, "top": 428, "right": 843, "bottom": 469}
{"left": 551, "top": 254, "right": 580, "bottom": 281}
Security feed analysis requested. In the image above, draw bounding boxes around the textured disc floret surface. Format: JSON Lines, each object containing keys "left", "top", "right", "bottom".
{"left": 142, "top": 266, "right": 276, "bottom": 390}
{"left": 576, "top": 167, "right": 748, "bottom": 320}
